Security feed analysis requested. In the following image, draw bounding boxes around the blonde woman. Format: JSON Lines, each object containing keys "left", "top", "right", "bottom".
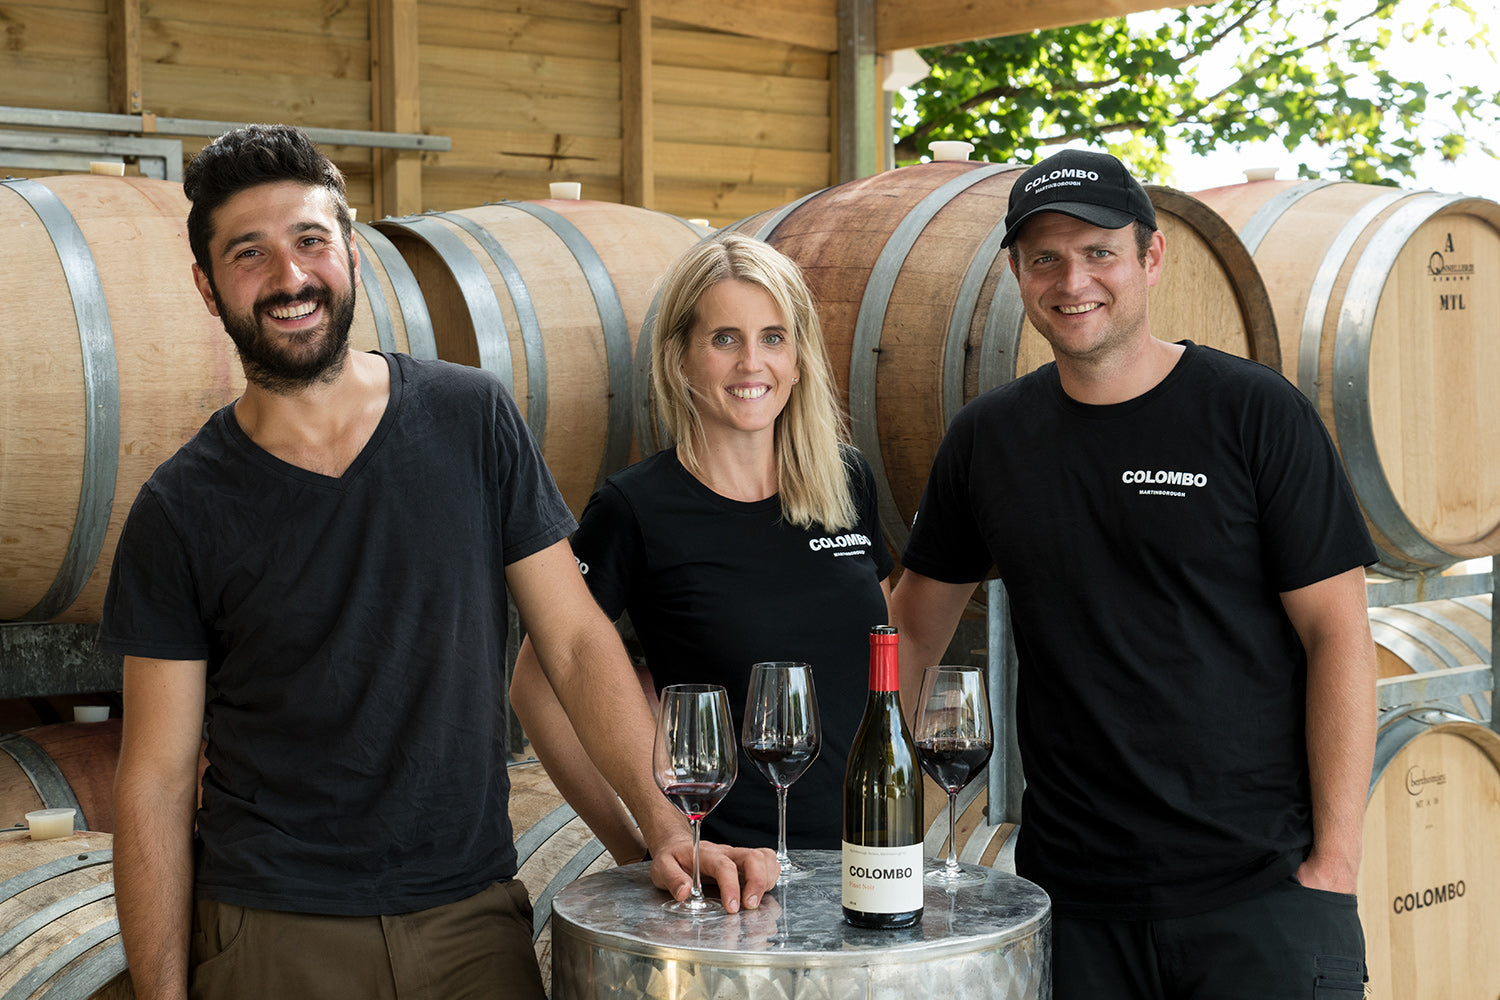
{"left": 510, "top": 233, "right": 892, "bottom": 864}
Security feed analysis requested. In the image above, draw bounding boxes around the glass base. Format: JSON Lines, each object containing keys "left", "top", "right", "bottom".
{"left": 778, "top": 856, "right": 817, "bottom": 882}
{"left": 662, "top": 895, "right": 728, "bottom": 916}
{"left": 923, "top": 859, "right": 989, "bottom": 886}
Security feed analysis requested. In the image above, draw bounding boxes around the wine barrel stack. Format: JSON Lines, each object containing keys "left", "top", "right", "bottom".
{"left": 370, "top": 200, "right": 707, "bottom": 516}
{"left": 3, "top": 158, "right": 1500, "bottom": 999}
{"left": 1191, "top": 179, "right": 1500, "bottom": 574}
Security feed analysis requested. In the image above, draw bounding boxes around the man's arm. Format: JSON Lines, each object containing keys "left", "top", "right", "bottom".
{"left": 113, "top": 656, "right": 208, "bottom": 1000}
{"left": 1281, "top": 565, "right": 1377, "bottom": 894}
{"left": 890, "top": 569, "right": 978, "bottom": 723}
{"left": 506, "top": 539, "right": 778, "bottom": 911}
{"left": 509, "top": 635, "right": 651, "bottom": 864}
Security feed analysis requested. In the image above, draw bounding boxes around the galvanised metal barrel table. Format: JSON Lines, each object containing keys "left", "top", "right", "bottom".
{"left": 550, "top": 849, "right": 1051, "bottom": 999}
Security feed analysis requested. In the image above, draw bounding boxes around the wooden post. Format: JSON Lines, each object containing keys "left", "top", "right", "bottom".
{"left": 106, "top": 0, "right": 142, "bottom": 115}
{"left": 372, "top": 0, "right": 423, "bottom": 218}
{"left": 836, "top": 0, "right": 878, "bottom": 183}
{"left": 621, "top": 0, "right": 655, "bottom": 208}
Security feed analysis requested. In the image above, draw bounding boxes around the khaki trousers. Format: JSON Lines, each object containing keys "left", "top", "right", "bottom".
{"left": 187, "top": 880, "right": 546, "bottom": 1000}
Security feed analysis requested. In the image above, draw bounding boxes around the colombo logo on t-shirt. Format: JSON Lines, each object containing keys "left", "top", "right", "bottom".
{"left": 1121, "top": 468, "right": 1208, "bottom": 499}
{"left": 809, "top": 533, "right": 873, "bottom": 556}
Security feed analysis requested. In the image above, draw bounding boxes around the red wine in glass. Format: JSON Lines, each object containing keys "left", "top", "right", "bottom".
{"left": 914, "top": 665, "right": 993, "bottom": 886}
{"left": 742, "top": 662, "right": 821, "bottom": 880}
{"left": 654, "top": 683, "right": 737, "bottom": 914}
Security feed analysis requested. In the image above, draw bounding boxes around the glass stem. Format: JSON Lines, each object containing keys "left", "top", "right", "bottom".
{"left": 776, "top": 786, "right": 790, "bottom": 866}
{"left": 946, "top": 791, "right": 960, "bottom": 870}
{"left": 689, "top": 818, "right": 704, "bottom": 901}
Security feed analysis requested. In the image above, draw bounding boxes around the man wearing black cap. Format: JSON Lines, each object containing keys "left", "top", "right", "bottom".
{"left": 892, "top": 149, "right": 1376, "bottom": 998}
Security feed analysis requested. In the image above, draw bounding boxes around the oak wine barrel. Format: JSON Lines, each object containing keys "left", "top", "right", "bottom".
{"left": 1358, "top": 710, "right": 1500, "bottom": 1000}
{"left": 636, "top": 162, "right": 1277, "bottom": 552}
{"left": 1192, "top": 179, "right": 1500, "bottom": 572}
{"left": 372, "top": 200, "right": 707, "bottom": 516}
{"left": 0, "top": 721, "right": 122, "bottom": 835}
{"left": 507, "top": 760, "right": 617, "bottom": 993}
{"left": 0, "top": 175, "right": 431, "bottom": 624}
{"left": 0, "top": 828, "right": 132, "bottom": 999}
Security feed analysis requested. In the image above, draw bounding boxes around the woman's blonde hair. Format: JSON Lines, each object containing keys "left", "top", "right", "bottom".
{"left": 650, "top": 232, "right": 856, "bottom": 531}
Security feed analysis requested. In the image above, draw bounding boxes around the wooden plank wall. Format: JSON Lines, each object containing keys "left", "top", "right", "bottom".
{"left": 0, "top": 0, "right": 837, "bottom": 227}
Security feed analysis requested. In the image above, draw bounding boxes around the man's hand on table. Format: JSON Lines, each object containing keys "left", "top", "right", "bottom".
{"left": 649, "top": 838, "right": 780, "bottom": 913}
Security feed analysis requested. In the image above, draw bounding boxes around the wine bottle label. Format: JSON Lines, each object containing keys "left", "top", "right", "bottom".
{"left": 841, "top": 841, "right": 924, "bottom": 914}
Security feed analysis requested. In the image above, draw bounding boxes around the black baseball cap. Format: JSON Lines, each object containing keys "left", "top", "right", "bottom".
{"left": 1000, "top": 149, "right": 1157, "bottom": 248}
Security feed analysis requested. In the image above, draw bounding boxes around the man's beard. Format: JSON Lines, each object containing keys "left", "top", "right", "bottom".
{"left": 216, "top": 274, "right": 358, "bottom": 394}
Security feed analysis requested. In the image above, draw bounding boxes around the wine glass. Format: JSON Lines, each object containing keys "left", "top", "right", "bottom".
{"left": 914, "top": 665, "right": 994, "bottom": 886}
{"left": 741, "top": 661, "right": 822, "bottom": 881}
{"left": 653, "top": 683, "right": 738, "bottom": 915}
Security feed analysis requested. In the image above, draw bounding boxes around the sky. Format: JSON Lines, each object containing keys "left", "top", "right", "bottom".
{"left": 1161, "top": 0, "right": 1500, "bottom": 195}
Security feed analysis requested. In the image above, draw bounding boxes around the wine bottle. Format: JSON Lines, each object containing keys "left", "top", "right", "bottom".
{"left": 842, "top": 625, "right": 923, "bottom": 928}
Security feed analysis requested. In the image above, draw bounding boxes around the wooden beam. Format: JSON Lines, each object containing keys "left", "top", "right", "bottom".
{"left": 372, "top": 0, "right": 423, "bottom": 217}
{"left": 653, "top": 0, "right": 837, "bottom": 52}
{"left": 621, "top": 0, "right": 654, "bottom": 207}
{"left": 876, "top": 0, "right": 1197, "bottom": 51}
{"left": 106, "top": 0, "right": 142, "bottom": 114}
{"left": 835, "top": 0, "right": 878, "bottom": 183}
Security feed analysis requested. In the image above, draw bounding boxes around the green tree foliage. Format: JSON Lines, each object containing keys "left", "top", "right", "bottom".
{"left": 893, "top": 0, "right": 1498, "bottom": 185}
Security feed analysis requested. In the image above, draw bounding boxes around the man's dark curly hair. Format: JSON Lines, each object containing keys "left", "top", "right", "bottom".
{"left": 184, "top": 124, "right": 352, "bottom": 277}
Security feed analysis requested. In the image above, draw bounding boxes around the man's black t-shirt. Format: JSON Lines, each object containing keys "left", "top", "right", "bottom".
{"left": 903, "top": 343, "right": 1376, "bottom": 919}
{"left": 101, "top": 353, "right": 576, "bottom": 915}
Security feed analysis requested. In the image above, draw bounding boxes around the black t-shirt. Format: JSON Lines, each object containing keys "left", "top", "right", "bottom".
{"left": 902, "top": 343, "right": 1376, "bottom": 919}
{"left": 100, "top": 353, "right": 576, "bottom": 915}
{"left": 571, "top": 446, "right": 893, "bottom": 849}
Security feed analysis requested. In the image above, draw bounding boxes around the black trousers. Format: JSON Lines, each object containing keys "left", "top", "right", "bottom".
{"left": 1053, "top": 877, "right": 1367, "bottom": 1000}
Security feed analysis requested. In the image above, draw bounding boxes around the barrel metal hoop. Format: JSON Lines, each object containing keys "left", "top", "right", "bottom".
{"left": 0, "top": 734, "right": 85, "bottom": 827}
{"left": 1294, "top": 189, "right": 1409, "bottom": 403}
{"left": 433, "top": 212, "right": 549, "bottom": 438}
{"left": 1454, "top": 595, "right": 1492, "bottom": 620}
{"left": 32, "top": 938, "right": 127, "bottom": 1000}
{"left": 1332, "top": 193, "right": 1465, "bottom": 570}
{"left": 743, "top": 187, "right": 833, "bottom": 242}
{"left": 1391, "top": 603, "right": 1490, "bottom": 661}
{"left": 352, "top": 225, "right": 398, "bottom": 353}
{"left": 0, "top": 851, "right": 113, "bottom": 906}
{"left": 1369, "top": 712, "right": 1431, "bottom": 796}
{"left": 406, "top": 215, "right": 514, "bottom": 382}
{"left": 944, "top": 220, "right": 1013, "bottom": 426}
{"left": 353, "top": 222, "right": 438, "bottom": 360}
{"left": 512, "top": 803, "right": 578, "bottom": 866}
{"left": 2, "top": 179, "right": 120, "bottom": 622}
{"left": 3, "top": 917, "right": 122, "bottom": 1000}
{"left": 975, "top": 263, "right": 1026, "bottom": 402}
{"left": 502, "top": 203, "right": 632, "bottom": 487}
{"left": 851, "top": 164, "right": 1014, "bottom": 549}
{"left": 1236, "top": 179, "right": 1336, "bottom": 254}
{"left": 631, "top": 289, "right": 670, "bottom": 457}
{"left": 531, "top": 838, "right": 608, "bottom": 941}
{"left": 1368, "top": 616, "right": 1457, "bottom": 673}
{"left": 649, "top": 209, "right": 711, "bottom": 239}
{"left": 384, "top": 217, "right": 514, "bottom": 388}
{"left": 0, "top": 882, "right": 113, "bottom": 958}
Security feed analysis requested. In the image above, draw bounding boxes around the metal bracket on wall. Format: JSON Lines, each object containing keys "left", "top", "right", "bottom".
{"left": 0, "top": 106, "right": 452, "bottom": 153}
{"left": 0, "top": 129, "right": 184, "bottom": 180}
